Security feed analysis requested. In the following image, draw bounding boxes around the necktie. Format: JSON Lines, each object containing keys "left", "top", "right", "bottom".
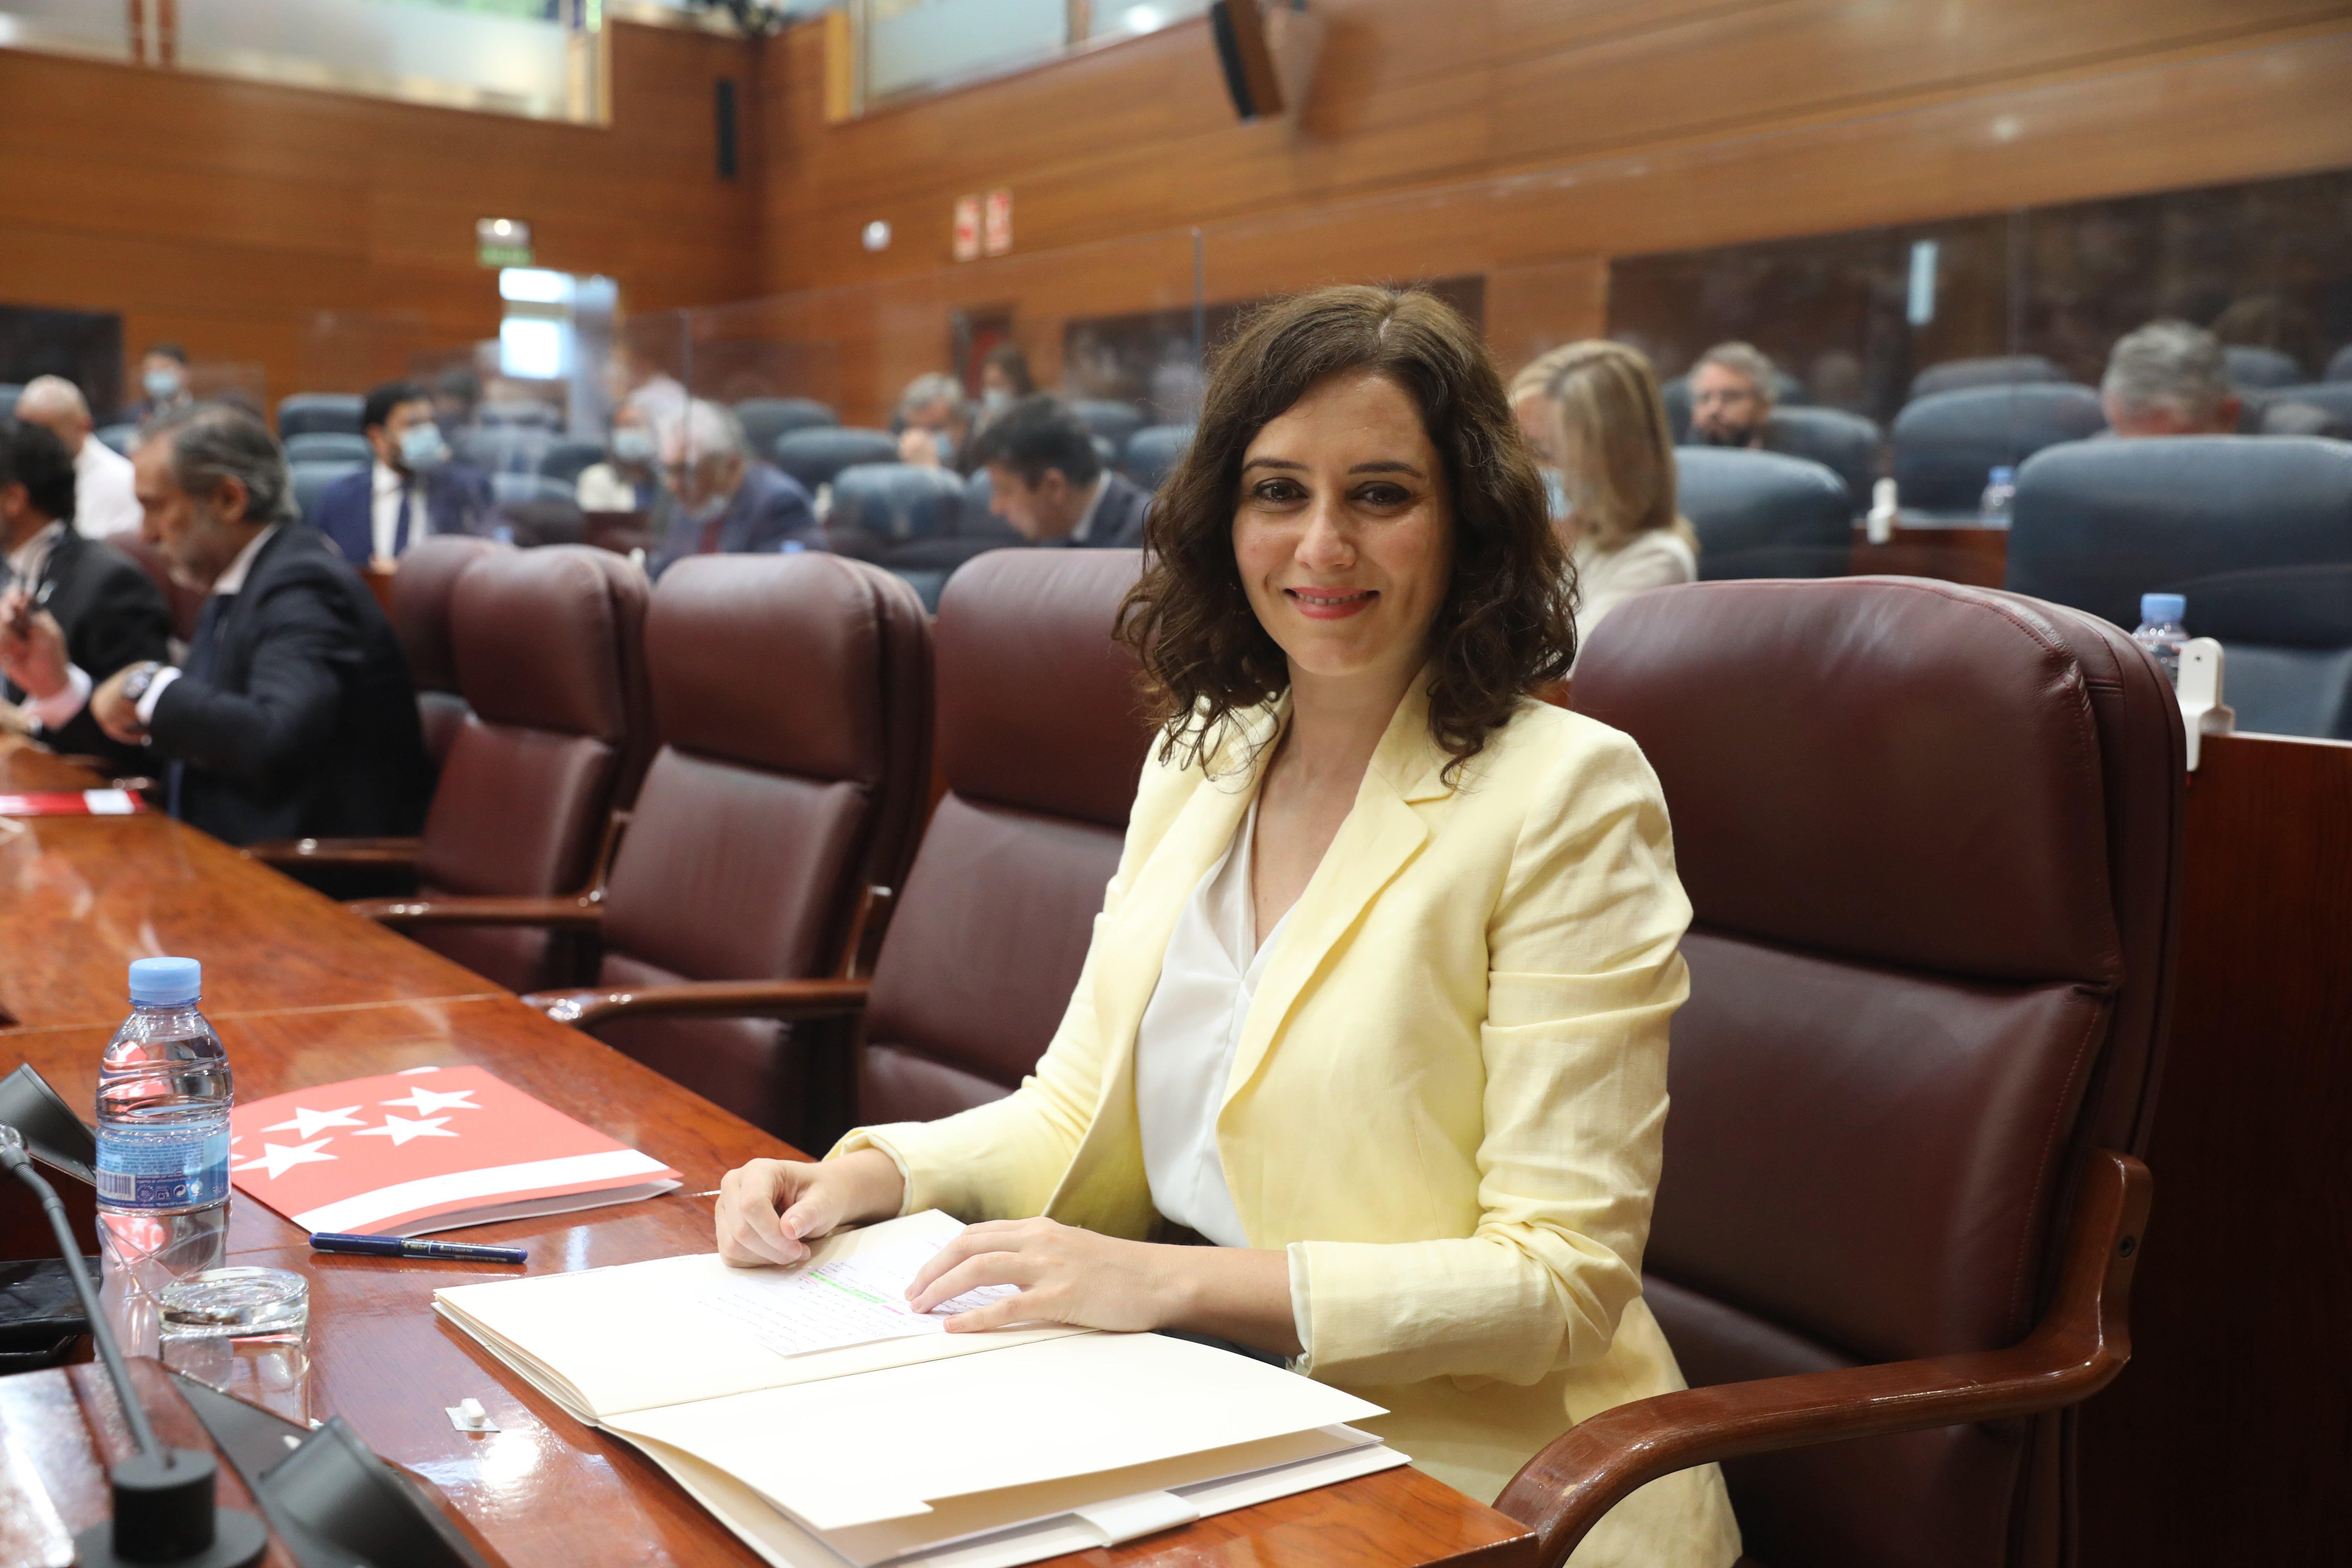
{"left": 391, "top": 477, "right": 415, "bottom": 557}
{"left": 166, "top": 594, "right": 233, "bottom": 821}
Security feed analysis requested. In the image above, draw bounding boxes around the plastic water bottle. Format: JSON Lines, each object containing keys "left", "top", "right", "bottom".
{"left": 1979, "top": 464, "right": 2016, "bottom": 525}
{"left": 2132, "top": 593, "right": 2190, "bottom": 686}
{"left": 96, "top": 958, "right": 233, "bottom": 1285}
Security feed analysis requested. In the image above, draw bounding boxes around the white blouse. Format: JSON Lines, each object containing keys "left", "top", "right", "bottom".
{"left": 1134, "top": 793, "right": 1292, "bottom": 1249}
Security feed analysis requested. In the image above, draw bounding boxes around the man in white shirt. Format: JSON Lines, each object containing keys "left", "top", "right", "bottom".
{"left": 14, "top": 376, "right": 141, "bottom": 537}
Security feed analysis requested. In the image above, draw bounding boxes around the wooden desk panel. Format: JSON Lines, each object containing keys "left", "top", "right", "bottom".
{"left": 0, "top": 813, "right": 499, "bottom": 1030}
{"left": 0, "top": 790, "right": 1538, "bottom": 1568}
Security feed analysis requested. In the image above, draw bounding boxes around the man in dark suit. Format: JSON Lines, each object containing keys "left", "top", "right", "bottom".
{"left": 1, "top": 404, "right": 430, "bottom": 849}
{"left": 309, "top": 379, "right": 493, "bottom": 567}
{"left": 966, "top": 394, "right": 1150, "bottom": 549}
{"left": 646, "top": 399, "right": 819, "bottom": 578}
{"left": 0, "top": 419, "right": 172, "bottom": 771}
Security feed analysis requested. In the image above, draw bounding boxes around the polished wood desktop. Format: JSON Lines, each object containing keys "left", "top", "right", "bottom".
{"left": 0, "top": 735, "right": 1538, "bottom": 1568}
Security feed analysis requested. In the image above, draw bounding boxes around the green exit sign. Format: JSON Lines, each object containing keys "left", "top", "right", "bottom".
{"left": 476, "top": 216, "right": 533, "bottom": 268}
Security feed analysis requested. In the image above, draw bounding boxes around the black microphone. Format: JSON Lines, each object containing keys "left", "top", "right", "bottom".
{"left": 0, "top": 1124, "right": 267, "bottom": 1567}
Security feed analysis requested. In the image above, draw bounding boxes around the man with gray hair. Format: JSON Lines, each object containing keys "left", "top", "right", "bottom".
{"left": 0, "top": 402, "right": 428, "bottom": 853}
{"left": 2100, "top": 320, "right": 2241, "bottom": 437}
{"left": 894, "top": 371, "right": 971, "bottom": 468}
{"left": 1688, "top": 341, "right": 1778, "bottom": 448}
{"left": 648, "top": 398, "right": 818, "bottom": 579}
{"left": 14, "top": 375, "right": 141, "bottom": 537}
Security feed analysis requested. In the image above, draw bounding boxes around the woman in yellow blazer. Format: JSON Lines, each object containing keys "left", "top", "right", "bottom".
{"left": 715, "top": 286, "right": 1741, "bottom": 1568}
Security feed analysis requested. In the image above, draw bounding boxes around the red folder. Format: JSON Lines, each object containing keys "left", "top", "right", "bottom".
{"left": 0, "top": 790, "right": 145, "bottom": 817}
{"left": 229, "top": 1066, "right": 681, "bottom": 1237}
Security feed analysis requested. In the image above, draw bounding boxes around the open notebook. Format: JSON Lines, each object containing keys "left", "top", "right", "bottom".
{"left": 436, "top": 1210, "right": 1404, "bottom": 1568}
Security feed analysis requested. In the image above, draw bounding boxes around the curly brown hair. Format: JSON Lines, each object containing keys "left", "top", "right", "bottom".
{"left": 1117, "top": 285, "right": 1577, "bottom": 778}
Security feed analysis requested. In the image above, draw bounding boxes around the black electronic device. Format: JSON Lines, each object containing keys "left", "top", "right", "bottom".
{"left": 1209, "top": 0, "right": 1282, "bottom": 121}
{"left": 0, "top": 1122, "right": 268, "bottom": 1568}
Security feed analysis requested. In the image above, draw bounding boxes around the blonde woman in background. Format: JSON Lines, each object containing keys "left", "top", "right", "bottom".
{"left": 1538, "top": 342, "right": 1698, "bottom": 640}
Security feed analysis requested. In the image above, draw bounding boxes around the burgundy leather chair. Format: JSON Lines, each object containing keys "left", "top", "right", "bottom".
{"left": 1500, "top": 577, "right": 2182, "bottom": 1568}
{"left": 500, "top": 553, "right": 934, "bottom": 1137}
{"left": 388, "top": 534, "right": 502, "bottom": 768}
{"left": 331, "top": 546, "right": 652, "bottom": 992}
{"left": 533, "top": 548, "right": 1153, "bottom": 1132}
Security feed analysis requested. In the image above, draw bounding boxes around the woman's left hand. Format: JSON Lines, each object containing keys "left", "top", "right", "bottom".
{"left": 905, "top": 1218, "right": 1188, "bottom": 1334}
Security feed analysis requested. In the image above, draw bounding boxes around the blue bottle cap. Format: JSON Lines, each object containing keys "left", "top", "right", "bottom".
{"left": 128, "top": 957, "right": 201, "bottom": 1007}
{"left": 1988, "top": 465, "right": 2017, "bottom": 485}
{"left": 2141, "top": 592, "right": 2186, "bottom": 624}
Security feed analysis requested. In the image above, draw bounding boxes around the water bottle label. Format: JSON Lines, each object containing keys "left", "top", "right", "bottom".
{"left": 96, "top": 1127, "right": 231, "bottom": 1209}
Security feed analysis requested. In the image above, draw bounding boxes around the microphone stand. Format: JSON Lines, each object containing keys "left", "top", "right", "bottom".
{"left": 0, "top": 1125, "right": 267, "bottom": 1567}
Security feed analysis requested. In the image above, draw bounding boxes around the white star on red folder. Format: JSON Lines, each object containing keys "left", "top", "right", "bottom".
{"left": 379, "top": 1086, "right": 481, "bottom": 1116}
{"left": 232, "top": 1136, "right": 339, "bottom": 1180}
{"left": 355, "top": 1112, "right": 460, "bottom": 1147}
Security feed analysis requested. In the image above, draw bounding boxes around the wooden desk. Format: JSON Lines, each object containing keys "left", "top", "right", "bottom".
{"left": 0, "top": 736, "right": 1537, "bottom": 1568}
{"left": 1848, "top": 522, "right": 2008, "bottom": 586}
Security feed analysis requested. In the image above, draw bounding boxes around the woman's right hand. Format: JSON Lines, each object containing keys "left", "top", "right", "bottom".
{"left": 714, "top": 1147, "right": 906, "bottom": 1267}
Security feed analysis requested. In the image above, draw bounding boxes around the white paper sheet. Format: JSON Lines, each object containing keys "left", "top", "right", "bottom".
{"left": 694, "top": 1210, "right": 1019, "bottom": 1358}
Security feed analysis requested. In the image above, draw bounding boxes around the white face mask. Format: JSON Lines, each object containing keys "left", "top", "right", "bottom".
{"left": 398, "top": 423, "right": 450, "bottom": 473}
{"left": 144, "top": 366, "right": 184, "bottom": 401}
{"left": 1539, "top": 465, "right": 1571, "bottom": 520}
{"left": 610, "top": 427, "right": 656, "bottom": 465}
{"left": 980, "top": 388, "right": 1011, "bottom": 415}
{"left": 683, "top": 490, "right": 730, "bottom": 526}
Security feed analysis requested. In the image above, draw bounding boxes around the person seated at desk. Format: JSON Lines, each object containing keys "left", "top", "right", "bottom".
{"left": 895, "top": 372, "right": 972, "bottom": 469}
{"left": 15, "top": 376, "right": 142, "bottom": 538}
{"left": 966, "top": 394, "right": 1151, "bottom": 549}
{"left": 1685, "top": 340, "right": 1775, "bottom": 449}
{"left": 646, "top": 399, "right": 819, "bottom": 579}
{"left": 1538, "top": 342, "right": 1698, "bottom": 643}
{"left": 575, "top": 401, "right": 665, "bottom": 512}
{"left": 1, "top": 403, "right": 429, "bottom": 850}
{"left": 311, "top": 379, "right": 493, "bottom": 568}
{"left": 123, "top": 341, "right": 193, "bottom": 428}
{"left": 0, "top": 418, "right": 171, "bottom": 768}
{"left": 2100, "top": 320, "right": 2241, "bottom": 438}
{"left": 715, "top": 286, "right": 1743, "bottom": 1567}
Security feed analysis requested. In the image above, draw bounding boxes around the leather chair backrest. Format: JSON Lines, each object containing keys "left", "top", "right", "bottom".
{"left": 2327, "top": 344, "right": 2352, "bottom": 383}
{"left": 2266, "top": 381, "right": 2352, "bottom": 422}
{"left": 774, "top": 427, "right": 898, "bottom": 491}
{"left": 284, "top": 432, "right": 372, "bottom": 465}
{"left": 860, "top": 549, "right": 1156, "bottom": 1124}
{"left": 291, "top": 460, "right": 363, "bottom": 524}
{"left": 275, "top": 393, "right": 364, "bottom": 438}
{"left": 1662, "top": 370, "right": 1810, "bottom": 443}
{"left": 1673, "top": 448, "right": 1852, "bottom": 579}
{"left": 829, "top": 464, "right": 968, "bottom": 548}
{"left": 1122, "top": 425, "right": 1194, "bottom": 493}
{"left": 415, "top": 546, "right": 650, "bottom": 992}
{"left": 537, "top": 439, "right": 606, "bottom": 487}
{"left": 2008, "top": 436, "right": 2352, "bottom": 738}
{"left": 1907, "top": 354, "right": 2070, "bottom": 401}
{"left": 735, "top": 398, "right": 838, "bottom": 455}
{"left": 592, "top": 553, "right": 932, "bottom": 1134}
{"left": 2224, "top": 345, "right": 2303, "bottom": 389}
{"left": 1891, "top": 383, "right": 2107, "bottom": 514}
{"left": 1763, "top": 406, "right": 1881, "bottom": 512}
{"left": 93, "top": 424, "right": 135, "bottom": 456}
{"left": 478, "top": 400, "right": 559, "bottom": 430}
{"left": 389, "top": 535, "right": 502, "bottom": 767}
{"left": 0, "top": 385, "right": 20, "bottom": 420}
{"left": 1573, "top": 576, "right": 2181, "bottom": 1568}
{"left": 1067, "top": 399, "right": 1144, "bottom": 460}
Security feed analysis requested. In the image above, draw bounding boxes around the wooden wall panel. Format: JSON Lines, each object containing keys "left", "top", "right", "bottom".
{"left": 755, "top": 0, "right": 2352, "bottom": 422}
{"left": 0, "top": 21, "right": 761, "bottom": 413}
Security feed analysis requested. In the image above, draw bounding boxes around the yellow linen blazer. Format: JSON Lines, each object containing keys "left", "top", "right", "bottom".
{"left": 838, "top": 682, "right": 1742, "bottom": 1568}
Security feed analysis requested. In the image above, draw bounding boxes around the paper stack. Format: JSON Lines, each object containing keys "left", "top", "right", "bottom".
{"left": 436, "top": 1210, "right": 1402, "bottom": 1568}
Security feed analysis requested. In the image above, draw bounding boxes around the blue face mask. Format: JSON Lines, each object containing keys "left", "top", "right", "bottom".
{"left": 1540, "top": 466, "right": 1571, "bottom": 520}
{"left": 610, "top": 427, "right": 657, "bottom": 466}
{"left": 144, "top": 366, "right": 184, "bottom": 401}
{"left": 398, "top": 423, "right": 450, "bottom": 473}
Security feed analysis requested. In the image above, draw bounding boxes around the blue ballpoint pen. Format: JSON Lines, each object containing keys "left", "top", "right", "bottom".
{"left": 309, "top": 1232, "right": 527, "bottom": 1265}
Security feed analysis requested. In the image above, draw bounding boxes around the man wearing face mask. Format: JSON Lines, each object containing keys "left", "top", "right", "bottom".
{"left": 0, "top": 403, "right": 429, "bottom": 853}
{"left": 309, "top": 379, "right": 494, "bottom": 568}
{"left": 575, "top": 401, "right": 664, "bottom": 511}
{"left": 894, "top": 373, "right": 971, "bottom": 469}
{"left": 125, "top": 343, "right": 194, "bottom": 427}
{"left": 646, "top": 399, "right": 818, "bottom": 579}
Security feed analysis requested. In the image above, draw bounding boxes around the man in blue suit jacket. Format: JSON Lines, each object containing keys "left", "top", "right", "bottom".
{"left": 646, "top": 399, "right": 820, "bottom": 578}
{"left": 309, "top": 379, "right": 493, "bottom": 566}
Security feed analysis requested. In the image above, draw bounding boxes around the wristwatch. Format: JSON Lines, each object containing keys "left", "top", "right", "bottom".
{"left": 118, "top": 661, "right": 163, "bottom": 710}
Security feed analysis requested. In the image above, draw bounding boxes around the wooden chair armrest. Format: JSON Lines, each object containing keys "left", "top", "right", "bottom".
{"left": 244, "top": 836, "right": 422, "bottom": 869}
{"left": 1495, "top": 1148, "right": 2151, "bottom": 1568}
{"left": 522, "top": 977, "right": 873, "bottom": 1030}
{"left": 348, "top": 894, "right": 605, "bottom": 931}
